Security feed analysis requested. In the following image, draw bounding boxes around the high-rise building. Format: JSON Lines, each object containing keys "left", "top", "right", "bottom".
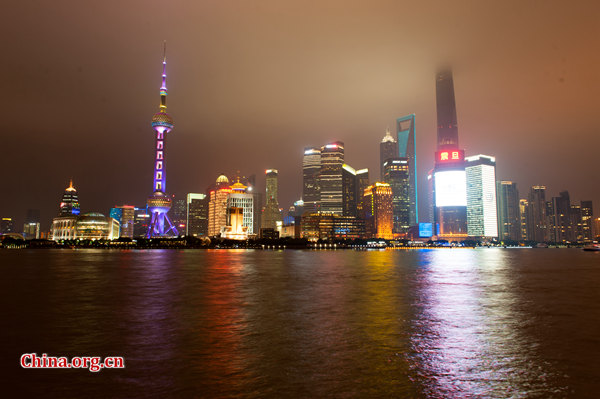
{"left": 244, "top": 174, "right": 262, "bottom": 235}
{"left": 146, "top": 43, "right": 178, "bottom": 238}
{"left": 383, "top": 158, "right": 410, "bottom": 235}
{"left": 320, "top": 141, "right": 345, "bottom": 215}
{"left": 581, "top": 200, "right": 594, "bottom": 242}
{"left": 519, "top": 199, "right": 529, "bottom": 241}
{"left": 364, "top": 182, "right": 393, "bottom": 239}
{"left": 109, "top": 205, "right": 135, "bottom": 238}
{"left": 355, "top": 168, "right": 370, "bottom": 218}
{"left": 342, "top": 164, "right": 357, "bottom": 217}
{"left": 262, "top": 169, "right": 281, "bottom": 229}
{"left": 432, "top": 69, "right": 467, "bottom": 239}
{"left": 496, "top": 181, "right": 521, "bottom": 242}
{"left": 570, "top": 204, "right": 583, "bottom": 243}
{"left": 172, "top": 198, "right": 187, "bottom": 232}
{"left": 59, "top": 180, "right": 81, "bottom": 216}
{"left": 1, "top": 218, "right": 14, "bottom": 234}
{"left": 208, "top": 174, "right": 232, "bottom": 237}
{"left": 396, "top": 114, "right": 418, "bottom": 226}
{"left": 380, "top": 128, "right": 398, "bottom": 180}
{"left": 302, "top": 147, "right": 321, "bottom": 214}
{"left": 465, "top": 155, "right": 498, "bottom": 238}
{"left": 134, "top": 207, "right": 151, "bottom": 237}
{"left": 23, "top": 209, "right": 41, "bottom": 239}
{"left": 228, "top": 179, "right": 254, "bottom": 235}
{"left": 186, "top": 193, "right": 208, "bottom": 237}
{"left": 527, "top": 186, "right": 549, "bottom": 242}
{"left": 550, "top": 191, "right": 571, "bottom": 243}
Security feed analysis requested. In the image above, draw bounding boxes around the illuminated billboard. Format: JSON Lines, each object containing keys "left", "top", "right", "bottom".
{"left": 419, "top": 223, "right": 433, "bottom": 237}
{"left": 435, "top": 170, "right": 467, "bottom": 207}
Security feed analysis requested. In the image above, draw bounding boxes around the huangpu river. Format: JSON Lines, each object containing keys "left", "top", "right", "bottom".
{"left": 1, "top": 248, "right": 599, "bottom": 398}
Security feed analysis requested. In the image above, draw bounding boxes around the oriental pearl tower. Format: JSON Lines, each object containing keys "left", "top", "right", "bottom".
{"left": 146, "top": 43, "right": 178, "bottom": 238}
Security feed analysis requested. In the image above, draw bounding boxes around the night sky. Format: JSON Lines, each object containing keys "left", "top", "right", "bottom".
{"left": 4, "top": 0, "right": 600, "bottom": 230}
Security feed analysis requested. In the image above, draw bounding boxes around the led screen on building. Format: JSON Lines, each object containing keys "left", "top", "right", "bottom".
{"left": 435, "top": 170, "right": 467, "bottom": 207}
{"left": 419, "top": 222, "right": 433, "bottom": 237}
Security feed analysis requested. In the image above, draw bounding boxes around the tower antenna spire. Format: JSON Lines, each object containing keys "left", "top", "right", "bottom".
{"left": 160, "top": 41, "right": 168, "bottom": 111}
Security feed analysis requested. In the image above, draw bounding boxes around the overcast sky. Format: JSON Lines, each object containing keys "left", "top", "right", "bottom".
{"left": 3, "top": 0, "right": 600, "bottom": 229}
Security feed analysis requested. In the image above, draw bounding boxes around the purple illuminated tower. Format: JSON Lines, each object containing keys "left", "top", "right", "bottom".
{"left": 146, "top": 43, "right": 178, "bottom": 238}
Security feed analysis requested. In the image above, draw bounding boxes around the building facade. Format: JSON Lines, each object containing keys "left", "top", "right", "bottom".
{"left": 262, "top": 169, "right": 282, "bottom": 229}
{"left": 302, "top": 147, "right": 321, "bottom": 214}
{"left": 208, "top": 174, "right": 232, "bottom": 237}
{"left": 383, "top": 158, "right": 410, "bottom": 235}
{"left": 320, "top": 142, "right": 345, "bottom": 215}
{"left": 380, "top": 128, "right": 398, "bottom": 180}
{"left": 364, "top": 182, "right": 393, "bottom": 239}
{"left": 496, "top": 181, "right": 521, "bottom": 242}
{"left": 109, "top": 205, "right": 135, "bottom": 238}
{"left": 186, "top": 193, "right": 208, "bottom": 237}
{"left": 396, "top": 114, "right": 418, "bottom": 226}
{"left": 465, "top": 155, "right": 498, "bottom": 238}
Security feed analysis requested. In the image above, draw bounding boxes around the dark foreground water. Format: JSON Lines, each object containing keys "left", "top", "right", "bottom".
{"left": 1, "top": 249, "right": 599, "bottom": 398}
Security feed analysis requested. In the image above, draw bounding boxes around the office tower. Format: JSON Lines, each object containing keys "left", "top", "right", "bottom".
{"left": 228, "top": 179, "right": 254, "bottom": 236}
{"left": 436, "top": 70, "right": 459, "bottom": 149}
{"left": 59, "top": 179, "right": 81, "bottom": 216}
{"left": 527, "top": 186, "right": 549, "bottom": 242}
{"left": 1, "top": 218, "right": 14, "bottom": 234}
{"left": 244, "top": 174, "right": 262, "bottom": 235}
{"left": 363, "top": 182, "right": 393, "bottom": 239}
{"left": 186, "top": 193, "right": 208, "bottom": 237}
{"left": 172, "top": 198, "right": 187, "bottom": 231}
{"left": 380, "top": 128, "right": 398, "bottom": 180}
{"left": 550, "top": 191, "right": 571, "bottom": 243}
{"left": 396, "top": 114, "right": 418, "bottom": 225}
{"left": 302, "top": 147, "right": 321, "bottom": 214}
{"left": 146, "top": 43, "right": 178, "bottom": 237}
{"left": 320, "top": 141, "right": 345, "bottom": 215}
{"left": 355, "top": 168, "right": 370, "bottom": 217}
{"left": 109, "top": 205, "right": 135, "bottom": 238}
{"left": 570, "top": 204, "right": 583, "bottom": 242}
{"left": 383, "top": 158, "right": 410, "bottom": 234}
{"left": 519, "top": 199, "right": 529, "bottom": 241}
{"left": 496, "top": 181, "right": 521, "bottom": 241}
{"left": 262, "top": 169, "right": 282, "bottom": 229}
{"left": 593, "top": 217, "right": 600, "bottom": 240}
{"left": 342, "top": 164, "right": 357, "bottom": 217}
{"left": 432, "top": 69, "right": 467, "bottom": 238}
{"left": 465, "top": 155, "right": 498, "bottom": 238}
{"left": 581, "top": 201, "right": 594, "bottom": 241}
{"left": 133, "top": 207, "right": 151, "bottom": 237}
{"left": 23, "top": 209, "right": 41, "bottom": 239}
{"left": 208, "top": 174, "right": 231, "bottom": 236}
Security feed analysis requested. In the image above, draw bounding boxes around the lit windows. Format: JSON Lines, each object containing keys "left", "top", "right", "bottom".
{"left": 156, "top": 161, "right": 163, "bottom": 170}
{"left": 157, "top": 141, "right": 163, "bottom": 150}
{"left": 157, "top": 151, "right": 163, "bottom": 160}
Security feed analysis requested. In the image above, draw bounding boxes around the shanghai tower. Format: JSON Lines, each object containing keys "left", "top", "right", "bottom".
{"left": 146, "top": 43, "right": 178, "bottom": 238}
{"left": 431, "top": 68, "right": 468, "bottom": 238}
{"left": 436, "top": 70, "right": 459, "bottom": 150}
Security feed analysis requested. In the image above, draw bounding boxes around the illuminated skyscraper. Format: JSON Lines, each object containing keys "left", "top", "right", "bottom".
{"left": 320, "top": 141, "right": 344, "bottom": 215}
{"left": 519, "top": 199, "right": 529, "bottom": 241}
{"left": 527, "top": 186, "right": 549, "bottom": 242}
{"left": 581, "top": 201, "right": 594, "bottom": 241}
{"left": 465, "top": 155, "right": 498, "bottom": 238}
{"left": 302, "top": 147, "right": 321, "bottom": 214}
{"left": 262, "top": 169, "right": 282, "bottom": 229}
{"left": 186, "top": 193, "right": 208, "bottom": 237}
{"left": 383, "top": 158, "right": 410, "bottom": 235}
{"left": 396, "top": 114, "right": 418, "bottom": 225}
{"left": 380, "top": 128, "right": 397, "bottom": 180}
{"left": 228, "top": 179, "right": 254, "bottom": 236}
{"left": 109, "top": 205, "right": 135, "bottom": 238}
{"left": 59, "top": 179, "right": 81, "bottom": 216}
{"left": 146, "top": 43, "right": 178, "bottom": 238}
{"left": 208, "top": 174, "right": 231, "bottom": 236}
{"left": 496, "top": 181, "right": 521, "bottom": 241}
{"left": 355, "top": 168, "right": 370, "bottom": 218}
{"left": 432, "top": 69, "right": 467, "bottom": 238}
{"left": 364, "top": 182, "right": 393, "bottom": 239}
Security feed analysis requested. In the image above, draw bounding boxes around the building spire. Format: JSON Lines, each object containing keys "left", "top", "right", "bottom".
{"left": 159, "top": 41, "right": 167, "bottom": 112}
{"left": 381, "top": 126, "right": 396, "bottom": 143}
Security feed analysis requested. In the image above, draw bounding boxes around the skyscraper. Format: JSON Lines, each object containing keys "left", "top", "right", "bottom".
{"left": 396, "top": 114, "right": 418, "bottom": 226}
{"left": 302, "top": 147, "right": 321, "bottom": 214}
{"left": 23, "top": 209, "right": 41, "bottom": 239}
{"left": 581, "top": 200, "right": 594, "bottom": 242}
{"left": 519, "top": 199, "right": 529, "bottom": 241}
{"left": 186, "top": 193, "right": 208, "bottom": 237}
{"left": 355, "top": 168, "right": 370, "bottom": 218}
{"left": 383, "top": 158, "right": 410, "bottom": 234}
{"left": 262, "top": 169, "right": 282, "bottom": 229}
{"left": 228, "top": 179, "right": 254, "bottom": 236}
{"left": 59, "top": 179, "right": 80, "bottom": 216}
{"left": 436, "top": 70, "right": 459, "bottom": 149}
{"left": 496, "top": 181, "right": 521, "bottom": 242}
{"left": 527, "top": 186, "right": 549, "bottom": 242}
{"left": 465, "top": 155, "right": 498, "bottom": 238}
{"left": 363, "top": 182, "right": 393, "bottom": 239}
{"left": 342, "top": 164, "right": 357, "bottom": 217}
{"left": 380, "top": 127, "right": 398, "bottom": 180}
{"left": 146, "top": 43, "right": 178, "bottom": 237}
{"left": 320, "top": 141, "right": 344, "bottom": 215}
{"left": 109, "top": 205, "right": 135, "bottom": 238}
{"left": 208, "top": 174, "right": 231, "bottom": 237}
{"left": 432, "top": 69, "right": 467, "bottom": 238}
{"left": 550, "top": 191, "right": 571, "bottom": 243}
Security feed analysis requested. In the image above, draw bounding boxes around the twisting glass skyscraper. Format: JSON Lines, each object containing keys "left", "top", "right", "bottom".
{"left": 146, "top": 43, "right": 178, "bottom": 237}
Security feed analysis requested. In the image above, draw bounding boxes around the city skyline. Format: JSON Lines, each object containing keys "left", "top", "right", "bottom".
{"left": 3, "top": 1, "right": 600, "bottom": 229}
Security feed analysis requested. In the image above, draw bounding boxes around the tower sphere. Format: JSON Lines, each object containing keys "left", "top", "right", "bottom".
{"left": 152, "top": 112, "right": 174, "bottom": 129}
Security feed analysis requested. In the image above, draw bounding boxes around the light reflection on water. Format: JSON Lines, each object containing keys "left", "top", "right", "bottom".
{"left": 2, "top": 248, "right": 598, "bottom": 397}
